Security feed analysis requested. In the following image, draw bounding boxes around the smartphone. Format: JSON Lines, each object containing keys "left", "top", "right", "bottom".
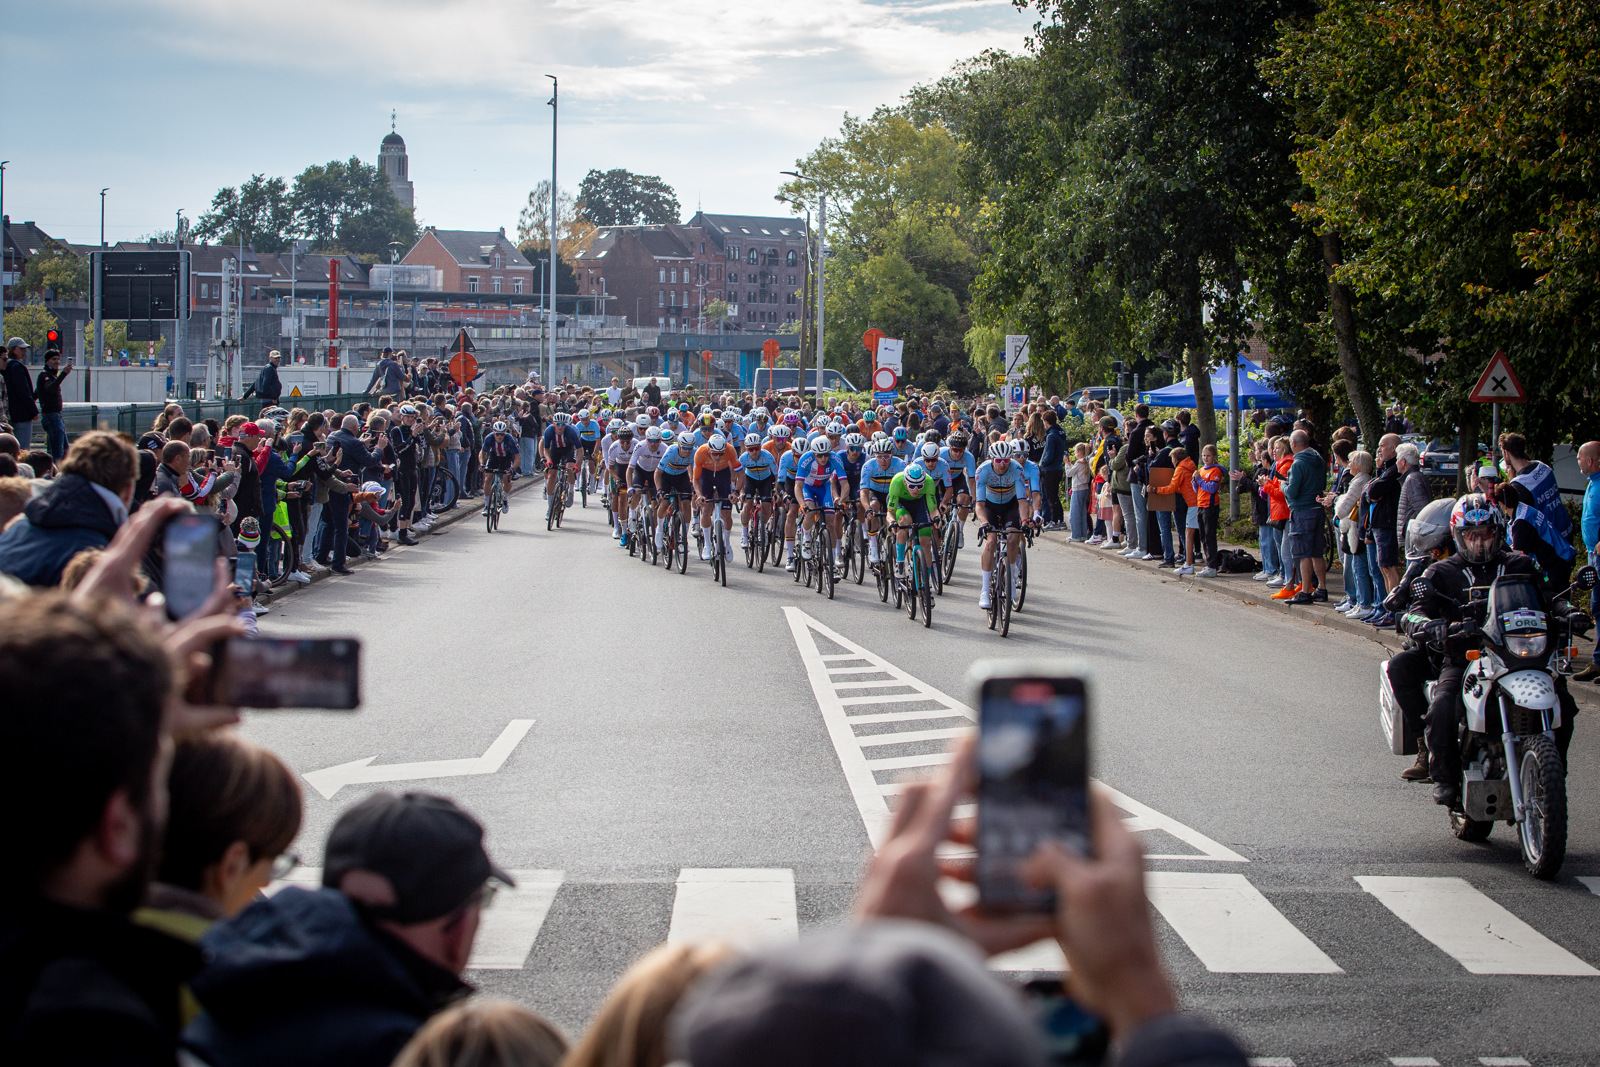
{"left": 969, "top": 659, "right": 1091, "bottom": 913}
{"left": 163, "top": 513, "right": 221, "bottom": 620}
{"left": 1022, "top": 979, "right": 1110, "bottom": 1066}
{"left": 207, "top": 637, "right": 361, "bottom": 709}
{"left": 233, "top": 552, "right": 256, "bottom": 593}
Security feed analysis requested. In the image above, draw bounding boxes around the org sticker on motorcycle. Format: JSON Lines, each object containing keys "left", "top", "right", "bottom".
{"left": 1502, "top": 609, "right": 1545, "bottom": 631}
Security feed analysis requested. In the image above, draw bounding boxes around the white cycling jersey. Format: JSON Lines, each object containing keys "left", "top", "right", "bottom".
{"left": 629, "top": 442, "right": 669, "bottom": 473}
{"left": 605, "top": 438, "right": 637, "bottom": 466}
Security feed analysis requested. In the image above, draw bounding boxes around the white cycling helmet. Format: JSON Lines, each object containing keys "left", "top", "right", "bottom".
{"left": 828, "top": 421, "right": 845, "bottom": 435}
{"left": 646, "top": 426, "right": 662, "bottom": 442}
{"left": 844, "top": 433, "right": 865, "bottom": 450}
{"left": 869, "top": 439, "right": 895, "bottom": 456}
{"left": 710, "top": 433, "right": 728, "bottom": 451}
{"left": 744, "top": 433, "right": 762, "bottom": 448}
{"left": 810, "top": 436, "right": 831, "bottom": 454}
{"left": 492, "top": 421, "right": 508, "bottom": 433}
{"left": 608, "top": 418, "right": 624, "bottom": 433}
{"left": 791, "top": 436, "right": 807, "bottom": 454}
{"left": 871, "top": 430, "right": 889, "bottom": 442}
{"left": 579, "top": 408, "right": 591, "bottom": 418}
{"left": 601, "top": 408, "right": 614, "bottom": 420}
{"left": 904, "top": 464, "right": 927, "bottom": 487}
{"left": 553, "top": 412, "right": 572, "bottom": 425}
{"left": 770, "top": 424, "right": 792, "bottom": 439}
{"left": 920, "top": 442, "right": 940, "bottom": 461}
{"left": 636, "top": 414, "right": 650, "bottom": 429}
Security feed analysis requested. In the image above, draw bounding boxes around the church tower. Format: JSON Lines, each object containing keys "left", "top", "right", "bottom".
{"left": 379, "top": 111, "right": 414, "bottom": 210}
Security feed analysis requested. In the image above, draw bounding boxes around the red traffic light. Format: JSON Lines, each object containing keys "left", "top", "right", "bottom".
{"left": 46, "top": 330, "right": 59, "bottom": 343}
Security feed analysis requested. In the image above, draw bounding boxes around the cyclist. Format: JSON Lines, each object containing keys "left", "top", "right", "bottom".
{"left": 888, "top": 462, "right": 940, "bottom": 582}
{"left": 796, "top": 435, "right": 847, "bottom": 569}
{"left": 693, "top": 432, "right": 742, "bottom": 560}
{"left": 628, "top": 425, "right": 668, "bottom": 532}
{"left": 860, "top": 439, "right": 906, "bottom": 566}
{"left": 738, "top": 433, "right": 778, "bottom": 549}
{"left": 750, "top": 406, "right": 772, "bottom": 438}
{"left": 575, "top": 408, "right": 602, "bottom": 488}
{"left": 891, "top": 425, "right": 913, "bottom": 461}
{"left": 940, "top": 432, "right": 977, "bottom": 546}
{"left": 974, "top": 439, "right": 1026, "bottom": 610}
{"left": 605, "top": 424, "right": 637, "bottom": 544}
{"left": 776, "top": 429, "right": 804, "bottom": 568}
{"left": 541, "top": 412, "right": 581, "bottom": 500}
{"left": 1013, "top": 437, "right": 1044, "bottom": 528}
{"left": 480, "top": 421, "right": 520, "bottom": 514}
{"left": 654, "top": 429, "right": 697, "bottom": 556}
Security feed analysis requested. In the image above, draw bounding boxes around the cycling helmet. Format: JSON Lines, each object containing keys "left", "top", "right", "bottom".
{"left": 791, "top": 436, "right": 807, "bottom": 454}
{"left": 579, "top": 408, "right": 591, "bottom": 418}
{"left": 893, "top": 427, "right": 909, "bottom": 441}
{"left": 1449, "top": 493, "right": 1502, "bottom": 564}
{"left": 399, "top": 404, "right": 418, "bottom": 416}
{"left": 646, "top": 426, "right": 662, "bottom": 442}
{"left": 647, "top": 406, "right": 661, "bottom": 417}
{"left": 754, "top": 406, "right": 770, "bottom": 418}
{"left": 810, "top": 436, "right": 831, "bottom": 454}
{"left": 904, "top": 464, "right": 926, "bottom": 487}
{"left": 990, "top": 440, "right": 1015, "bottom": 462}
{"left": 601, "top": 408, "right": 614, "bottom": 420}
{"left": 783, "top": 412, "right": 801, "bottom": 426}
{"left": 948, "top": 432, "right": 969, "bottom": 448}
{"left": 709, "top": 433, "right": 727, "bottom": 451}
{"left": 920, "top": 442, "right": 940, "bottom": 462}
{"left": 636, "top": 414, "right": 650, "bottom": 429}
{"left": 701, "top": 414, "right": 715, "bottom": 428}
{"left": 607, "top": 418, "right": 623, "bottom": 433}
{"left": 492, "top": 421, "right": 508, "bottom": 433}
{"left": 553, "top": 412, "right": 572, "bottom": 425}
{"left": 617, "top": 425, "right": 634, "bottom": 439}
{"left": 828, "top": 421, "right": 845, "bottom": 435}
{"left": 744, "top": 433, "right": 762, "bottom": 448}
{"left": 660, "top": 429, "right": 677, "bottom": 445}
{"left": 869, "top": 439, "right": 895, "bottom": 456}
{"left": 872, "top": 430, "right": 889, "bottom": 443}
{"left": 770, "top": 424, "right": 792, "bottom": 439}
{"left": 844, "top": 433, "right": 865, "bottom": 450}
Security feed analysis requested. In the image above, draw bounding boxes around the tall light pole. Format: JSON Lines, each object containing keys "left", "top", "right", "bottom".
{"left": 546, "top": 74, "right": 558, "bottom": 388}
{"left": 781, "top": 171, "right": 826, "bottom": 404}
{"left": 1, "top": 161, "right": 9, "bottom": 344}
{"left": 174, "top": 209, "right": 186, "bottom": 396}
{"left": 100, "top": 188, "right": 109, "bottom": 247}
{"left": 775, "top": 193, "right": 812, "bottom": 397}
{"left": 387, "top": 241, "right": 401, "bottom": 351}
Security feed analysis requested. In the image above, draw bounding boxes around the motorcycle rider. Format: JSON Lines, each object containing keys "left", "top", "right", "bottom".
{"left": 1399, "top": 494, "right": 1581, "bottom": 810}
{"left": 1380, "top": 497, "right": 1459, "bottom": 781}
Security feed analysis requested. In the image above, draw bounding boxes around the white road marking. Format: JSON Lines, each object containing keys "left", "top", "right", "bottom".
{"left": 1357, "top": 876, "right": 1600, "bottom": 976}
{"left": 1249, "top": 1059, "right": 1297, "bottom": 1066}
{"left": 266, "top": 867, "right": 564, "bottom": 971}
{"left": 1579, "top": 875, "right": 1600, "bottom": 897}
{"left": 783, "top": 607, "right": 1248, "bottom": 861}
{"left": 668, "top": 868, "right": 798, "bottom": 950}
{"left": 468, "top": 870, "right": 565, "bottom": 970}
{"left": 1389, "top": 1059, "right": 1440, "bottom": 1066}
{"left": 302, "top": 719, "right": 535, "bottom": 799}
{"left": 1479, "top": 1058, "right": 1531, "bottom": 1066}
{"left": 1146, "top": 872, "right": 1342, "bottom": 974}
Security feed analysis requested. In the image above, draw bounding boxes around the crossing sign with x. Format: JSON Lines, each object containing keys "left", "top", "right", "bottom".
{"left": 1468, "top": 349, "right": 1527, "bottom": 404}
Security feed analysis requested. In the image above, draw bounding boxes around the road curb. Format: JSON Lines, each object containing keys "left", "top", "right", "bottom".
{"left": 262, "top": 474, "right": 538, "bottom": 608}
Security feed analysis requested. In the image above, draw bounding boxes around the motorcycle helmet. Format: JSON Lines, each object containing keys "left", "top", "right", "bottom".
{"left": 1404, "top": 496, "right": 1456, "bottom": 561}
{"left": 1449, "top": 493, "right": 1504, "bottom": 565}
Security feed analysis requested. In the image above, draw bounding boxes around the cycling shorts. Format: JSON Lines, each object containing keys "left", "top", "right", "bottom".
{"left": 548, "top": 446, "right": 576, "bottom": 465}
{"left": 629, "top": 466, "right": 655, "bottom": 491}
{"left": 802, "top": 481, "right": 835, "bottom": 510}
{"left": 484, "top": 455, "right": 515, "bottom": 472}
{"left": 865, "top": 488, "right": 890, "bottom": 512}
{"left": 948, "top": 473, "right": 970, "bottom": 498}
{"left": 612, "top": 461, "right": 631, "bottom": 486}
{"left": 896, "top": 498, "right": 934, "bottom": 534}
{"left": 744, "top": 477, "right": 775, "bottom": 501}
{"left": 845, "top": 472, "right": 861, "bottom": 497}
{"left": 579, "top": 440, "right": 597, "bottom": 457}
{"left": 985, "top": 499, "right": 1022, "bottom": 531}
{"left": 699, "top": 468, "right": 733, "bottom": 503}
{"left": 658, "top": 470, "right": 693, "bottom": 497}
{"left": 777, "top": 478, "right": 795, "bottom": 501}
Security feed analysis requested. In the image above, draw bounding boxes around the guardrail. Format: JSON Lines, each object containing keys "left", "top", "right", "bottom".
{"left": 62, "top": 393, "right": 380, "bottom": 440}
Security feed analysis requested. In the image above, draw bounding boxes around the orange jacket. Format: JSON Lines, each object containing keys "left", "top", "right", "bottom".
{"left": 1263, "top": 455, "right": 1291, "bottom": 523}
{"left": 1157, "top": 458, "right": 1198, "bottom": 506}
{"left": 1194, "top": 463, "right": 1225, "bottom": 509}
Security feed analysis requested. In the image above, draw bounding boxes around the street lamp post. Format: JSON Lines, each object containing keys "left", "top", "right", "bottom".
{"left": 387, "top": 242, "right": 401, "bottom": 351}
{"left": 100, "top": 188, "right": 109, "bottom": 247}
{"left": 781, "top": 172, "right": 826, "bottom": 404}
{"left": 1, "top": 161, "right": 10, "bottom": 344}
{"left": 546, "top": 74, "right": 559, "bottom": 390}
{"left": 774, "top": 192, "right": 813, "bottom": 402}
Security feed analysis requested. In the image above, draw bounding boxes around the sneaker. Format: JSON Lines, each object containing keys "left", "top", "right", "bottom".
{"left": 978, "top": 590, "right": 992, "bottom": 609}
{"left": 287, "top": 570, "right": 311, "bottom": 584}
{"left": 251, "top": 600, "right": 270, "bottom": 616}
{"left": 1333, "top": 598, "right": 1353, "bottom": 612}
{"left": 1271, "top": 584, "right": 1300, "bottom": 600}
{"left": 1177, "top": 565, "right": 1194, "bottom": 575}
{"left": 1087, "top": 536, "right": 1104, "bottom": 546}
{"left": 1343, "top": 604, "right": 1366, "bottom": 618}
{"left": 1140, "top": 552, "right": 1157, "bottom": 561}
{"left": 1197, "top": 567, "right": 1218, "bottom": 578}
{"left": 1252, "top": 571, "right": 1271, "bottom": 582}
{"left": 1289, "top": 590, "right": 1315, "bottom": 605}
{"left": 1265, "top": 576, "right": 1284, "bottom": 588}
{"left": 1158, "top": 560, "right": 1175, "bottom": 569}
{"left": 1370, "top": 611, "right": 1395, "bottom": 628}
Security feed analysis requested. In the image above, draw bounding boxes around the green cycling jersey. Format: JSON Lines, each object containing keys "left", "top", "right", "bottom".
{"left": 887, "top": 471, "right": 939, "bottom": 516}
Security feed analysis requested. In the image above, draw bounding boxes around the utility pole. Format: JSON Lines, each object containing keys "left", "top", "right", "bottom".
{"left": 387, "top": 241, "right": 401, "bottom": 351}
{"left": 1, "top": 161, "right": 9, "bottom": 345}
{"left": 100, "top": 188, "right": 109, "bottom": 247}
{"left": 781, "top": 172, "right": 827, "bottom": 403}
{"left": 547, "top": 74, "right": 558, "bottom": 389}
{"left": 174, "top": 209, "right": 187, "bottom": 397}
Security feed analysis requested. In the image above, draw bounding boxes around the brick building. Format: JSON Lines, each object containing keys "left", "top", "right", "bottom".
{"left": 401, "top": 227, "right": 534, "bottom": 295}
{"left": 571, "top": 211, "right": 811, "bottom": 331}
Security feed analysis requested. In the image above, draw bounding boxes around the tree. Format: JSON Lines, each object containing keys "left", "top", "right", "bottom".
{"left": 85, "top": 318, "right": 165, "bottom": 362}
{"left": 18, "top": 241, "right": 89, "bottom": 302}
{"left": 194, "top": 174, "right": 294, "bottom": 251}
{"left": 4, "top": 301, "right": 59, "bottom": 354}
{"left": 290, "top": 158, "right": 417, "bottom": 257}
{"left": 516, "top": 180, "right": 596, "bottom": 263}
{"left": 577, "top": 169, "right": 680, "bottom": 226}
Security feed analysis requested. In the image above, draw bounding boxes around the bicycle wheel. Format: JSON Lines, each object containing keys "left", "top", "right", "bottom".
{"left": 546, "top": 489, "right": 557, "bottom": 531}
{"left": 817, "top": 528, "right": 834, "bottom": 599}
{"left": 919, "top": 547, "right": 934, "bottom": 628}
{"left": 1015, "top": 542, "right": 1029, "bottom": 610}
{"left": 675, "top": 515, "right": 688, "bottom": 574}
{"left": 718, "top": 527, "right": 728, "bottom": 587}
{"left": 580, "top": 466, "right": 589, "bottom": 508}
{"left": 998, "top": 556, "right": 1013, "bottom": 637}
{"left": 852, "top": 519, "right": 867, "bottom": 584}
{"left": 756, "top": 516, "right": 768, "bottom": 573}
{"left": 987, "top": 554, "right": 1003, "bottom": 630}
{"left": 745, "top": 517, "right": 757, "bottom": 568}
{"left": 906, "top": 553, "right": 918, "bottom": 620}
{"left": 930, "top": 529, "right": 945, "bottom": 595}
{"left": 429, "top": 468, "right": 459, "bottom": 512}
{"left": 942, "top": 523, "right": 960, "bottom": 584}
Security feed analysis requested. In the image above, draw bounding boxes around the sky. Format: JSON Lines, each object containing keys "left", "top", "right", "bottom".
{"left": 0, "top": 0, "right": 1037, "bottom": 246}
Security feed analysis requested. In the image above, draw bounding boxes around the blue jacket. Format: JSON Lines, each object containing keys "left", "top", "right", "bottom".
{"left": 1283, "top": 447, "right": 1326, "bottom": 512}
{"left": 257, "top": 448, "right": 295, "bottom": 519}
{"left": 1583, "top": 471, "right": 1600, "bottom": 553}
{"left": 326, "top": 429, "right": 383, "bottom": 482}
{"left": 1040, "top": 425, "right": 1068, "bottom": 472}
{"left": 365, "top": 358, "right": 403, "bottom": 397}
{"left": 184, "top": 888, "right": 468, "bottom": 1067}
{"left": 0, "top": 474, "right": 121, "bottom": 586}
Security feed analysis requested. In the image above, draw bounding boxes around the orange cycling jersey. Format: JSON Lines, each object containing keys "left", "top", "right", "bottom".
{"left": 693, "top": 444, "right": 743, "bottom": 480}
{"left": 764, "top": 438, "right": 788, "bottom": 467}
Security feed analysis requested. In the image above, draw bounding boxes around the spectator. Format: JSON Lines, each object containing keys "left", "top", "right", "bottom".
{"left": 394, "top": 1000, "right": 567, "bottom": 1067}
{"left": 1193, "top": 444, "right": 1223, "bottom": 576}
{"left": 1284, "top": 429, "right": 1329, "bottom": 605}
{"left": 1149, "top": 421, "right": 1180, "bottom": 565}
{"left": 246, "top": 350, "right": 284, "bottom": 404}
{"left": 1394, "top": 440, "right": 1433, "bottom": 562}
{"left": 154, "top": 440, "right": 192, "bottom": 498}
{"left": 0, "top": 430, "right": 137, "bottom": 586}
{"left": 642, "top": 376, "right": 663, "bottom": 408}
{"left": 564, "top": 942, "right": 735, "bottom": 1067}
{"left": 1110, "top": 435, "right": 1134, "bottom": 552}
{"left": 1578, "top": 440, "right": 1600, "bottom": 682}
{"left": 1321, "top": 440, "right": 1356, "bottom": 611}
{"left": 1365, "top": 432, "right": 1403, "bottom": 617}
{"left": 1066, "top": 443, "right": 1092, "bottom": 541}
{"left": 3, "top": 336, "right": 39, "bottom": 449}
{"left": 1266, "top": 438, "right": 1298, "bottom": 595}
{"left": 1176, "top": 409, "right": 1200, "bottom": 461}
{"left": 0, "top": 474, "right": 33, "bottom": 530}
{"left": 186, "top": 792, "right": 512, "bottom": 1067}
{"left": 368, "top": 347, "right": 405, "bottom": 397}
{"left": 33, "top": 347, "right": 72, "bottom": 459}
{"left": 1038, "top": 410, "right": 1067, "bottom": 529}
{"left": 1337, "top": 450, "right": 1379, "bottom": 621}
{"left": 1123, "top": 404, "right": 1154, "bottom": 557}
{"left": 1156, "top": 446, "right": 1197, "bottom": 573}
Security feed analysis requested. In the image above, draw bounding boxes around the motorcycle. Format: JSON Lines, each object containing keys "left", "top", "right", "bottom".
{"left": 1380, "top": 565, "right": 1596, "bottom": 878}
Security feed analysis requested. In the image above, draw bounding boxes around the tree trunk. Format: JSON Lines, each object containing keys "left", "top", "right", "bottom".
{"left": 1181, "top": 276, "right": 1218, "bottom": 447}
{"left": 1321, "top": 230, "right": 1382, "bottom": 448}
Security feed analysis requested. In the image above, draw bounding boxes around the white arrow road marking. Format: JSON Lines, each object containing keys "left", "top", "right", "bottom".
{"left": 782, "top": 607, "right": 1245, "bottom": 861}
{"left": 302, "top": 719, "right": 535, "bottom": 799}
{"left": 1579, "top": 876, "right": 1600, "bottom": 898}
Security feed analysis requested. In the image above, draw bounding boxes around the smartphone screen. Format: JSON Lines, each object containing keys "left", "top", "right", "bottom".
{"left": 233, "top": 552, "right": 256, "bottom": 592}
{"left": 976, "top": 674, "right": 1089, "bottom": 912}
{"left": 163, "top": 514, "right": 221, "bottom": 620}
{"left": 210, "top": 637, "right": 361, "bottom": 709}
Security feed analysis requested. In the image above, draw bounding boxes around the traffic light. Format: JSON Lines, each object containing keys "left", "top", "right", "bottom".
{"left": 45, "top": 330, "right": 62, "bottom": 357}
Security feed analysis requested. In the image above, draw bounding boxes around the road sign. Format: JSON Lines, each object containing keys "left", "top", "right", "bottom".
{"left": 874, "top": 390, "right": 899, "bottom": 404}
{"left": 762, "top": 338, "right": 780, "bottom": 360}
{"left": 1004, "top": 334, "right": 1030, "bottom": 376}
{"left": 1468, "top": 349, "right": 1527, "bottom": 404}
{"left": 449, "top": 351, "right": 478, "bottom": 384}
{"left": 872, "top": 366, "right": 899, "bottom": 392}
{"left": 876, "top": 337, "right": 904, "bottom": 372}
{"left": 862, "top": 328, "right": 884, "bottom": 354}
{"left": 97, "top": 250, "right": 190, "bottom": 321}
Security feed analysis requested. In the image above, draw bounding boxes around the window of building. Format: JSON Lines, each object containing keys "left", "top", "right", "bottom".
{"left": 747, "top": 249, "right": 758, "bottom": 265}
{"left": 786, "top": 311, "right": 796, "bottom": 322}
{"left": 492, "top": 277, "right": 503, "bottom": 293}
{"left": 659, "top": 316, "right": 666, "bottom": 328}
{"left": 787, "top": 250, "right": 797, "bottom": 267}
{"left": 468, "top": 276, "right": 480, "bottom": 293}
{"left": 728, "top": 244, "right": 739, "bottom": 260}
{"left": 700, "top": 241, "right": 706, "bottom": 254}
{"left": 659, "top": 267, "right": 666, "bottom": 283}
{"left": 658, "top": 291, "right": 666, "bottom": 307}
{"left": 670, "top": 268, "right": 677, "bottom": 283}
{"left": 494, "top": 252, "right": 503, "bottom": 269}
{"left": 513, "top": 277, "right": 524, "bottom": 294}
{"left": 786, "top": 292, "right": 796, "bottom": 305}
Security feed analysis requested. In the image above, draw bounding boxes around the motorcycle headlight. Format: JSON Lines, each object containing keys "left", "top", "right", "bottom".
{"left": 1507, "top": 632, "right": 1547, "bottom": 656}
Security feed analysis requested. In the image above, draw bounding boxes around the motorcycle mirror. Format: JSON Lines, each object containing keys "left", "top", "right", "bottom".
{"left": 1578, "top": 566, "right": 1599, "bottom": 591}
{"left": 1411, "top": 577, "right": 1434, "bottom": 601}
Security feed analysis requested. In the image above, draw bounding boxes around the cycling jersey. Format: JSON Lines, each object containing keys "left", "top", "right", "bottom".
{"left": 629, "top": 442, "right": 668, "bottom": 473}
{"left": 1019, "top": 458, "right": 1041, "bottom": 496}
{"left": 940, "top": 447, "right": 977, "bottom": 485}
{"left": 482, "top": 433, "right": 520, "bottom": 469}
{"left": 658, "top": 442, "right": 697, "bottom": 477}
{"left": 892, "top": 440, "right": 914, "bottom": 462}
{"left": 862, "top": 456, "right": 906, "bottom": 492}
{"left": 887, "top": 471, "right": 939, "bottom": 516}
{"left": 919, "top": 456, "right": 950, "bottom": 488}
{"left": 796, "top": 451, "right": 844, "bottom": 487}
{"left": 605, "top": 438, "right": 637, "bottom": 467}
{"left": 692, "top": 445, "right": 742, "bottom": 480}
{"left": 839, "top": 450, "right": 866, "bottom": 490}
{"left": 740, "top": 449, "right": 777, "bottom": 481}
{"left": 543, "top": 424, "right": 580, "bottom": 455}
{"left": 691, "top": 428, "right": 718, "bottom": 449}
{"left": 777, "top": 450, "right": 803, "bottom": 482}
{"left": 974, "top": 459, "right": 1023, "bottom": 504}
{"left": 575, "top": 419, "right": 601, "bottom": 442}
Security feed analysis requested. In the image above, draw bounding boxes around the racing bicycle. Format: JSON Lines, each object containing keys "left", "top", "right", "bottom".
{"left": 484, "top": 471, "right": 508, "bottom": 533}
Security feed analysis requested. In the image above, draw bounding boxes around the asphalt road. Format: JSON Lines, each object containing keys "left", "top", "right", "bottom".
{"left": 248, "top": 490, "right": 1600, "bottom": 1066}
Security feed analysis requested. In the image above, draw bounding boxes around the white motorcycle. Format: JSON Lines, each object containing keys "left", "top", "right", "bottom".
{"left": 1381, "top": 566, "right": 1595, "bottom": 879}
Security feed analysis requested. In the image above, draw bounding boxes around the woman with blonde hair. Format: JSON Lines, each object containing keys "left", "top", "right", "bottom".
{"left": 393, "top": 1000, "right": 566, "bottom": 1067}
{"left": 562, "top": 942, "right": 734, "bottom": 1067}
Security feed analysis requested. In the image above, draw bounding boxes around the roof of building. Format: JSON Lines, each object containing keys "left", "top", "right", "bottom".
{"left": 689, "top": 211, "right": 809, "bottom": 243}
{"left": 418, "top": 228, "right": 532, "bottom": 270}
{"left": 2, "top": 218, "right": 62, "bottom": 260}
{"left": 573, "top": 224, "right": 694, "bottom": 262}
{"left": 382, "top": 131, "right": 405, "bottom": 147}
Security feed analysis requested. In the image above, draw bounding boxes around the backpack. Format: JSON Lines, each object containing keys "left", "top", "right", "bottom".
{"left": 1216, "top": 548, "right": 1261, "bottom": 574}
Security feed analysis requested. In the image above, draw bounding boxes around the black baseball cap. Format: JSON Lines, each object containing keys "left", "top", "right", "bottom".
{"left": 323, "top": 792, "right": 514, "bottom": 923}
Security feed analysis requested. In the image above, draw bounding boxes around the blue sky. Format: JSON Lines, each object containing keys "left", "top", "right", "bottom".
{"left": 1, "top": 0, "right": 1035, "bottom": 245}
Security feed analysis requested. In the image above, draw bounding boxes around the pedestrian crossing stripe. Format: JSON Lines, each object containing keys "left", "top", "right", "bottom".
{"left": 667, "top": 868, "right": 798, "bottom": 950}
{"left": 781, "top": 606, "right": 1245, "bottom": 862}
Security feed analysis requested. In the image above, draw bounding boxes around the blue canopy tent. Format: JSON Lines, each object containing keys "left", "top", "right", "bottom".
{"left": 1137, "top": 355, "right": 1292, "bottom": 410}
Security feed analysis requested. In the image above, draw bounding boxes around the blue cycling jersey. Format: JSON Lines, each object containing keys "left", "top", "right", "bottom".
{"left": 939, "top": 447, "right": 977, "bottom": 484}
{"left": 839, "top": 451, "right": 867, "bottom": 481}
{"left": 919, "top": 456, "right": 950, "bottom": 487}
{"left": 543, "top": 425, "right": 581, "bottom": 452}
{"left": 1020, "top": 459, "right": 1041, "bottom": 495}
{"left": 659, "top": 442, "right": 697, "bottom": 476}
{"left": 974, "top": 459, "right": 1023, "bottom": 504}
{"left": 862, "top": 456, "right": 905, "bottom": 491}
{"left": 892, "top": 440, "right": 913, "bottom": 461}
{"left": 741, "top": 449, "right": 777, "bottom": 480}
{"left": 796, "top": 451, "right": 845, "bottom": 487}
{"left": 482, "top": 433, "right": 520, "bottom": 458}
{"left": 575, "top": 419, "right": 601, "bottom": 442}
{"left": 778, "top": 451, "right": 803, "bottom": 480}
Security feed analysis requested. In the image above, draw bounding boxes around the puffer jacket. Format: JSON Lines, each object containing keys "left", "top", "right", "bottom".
{"left": 0, "top": 474, "right": 123, "bottom": 586}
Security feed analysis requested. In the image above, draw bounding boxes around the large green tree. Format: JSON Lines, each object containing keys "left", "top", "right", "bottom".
{"left": 194, "top": 174, "right": 294, "bottom": 251}
{"left": 577, "top": 168, "right": 680, "bottom": 226}
{"left": 195, "top": 160, "right": 417, "bottom": 257}
{"left": 18, "top": 239, "right": 89, "bottom": 302}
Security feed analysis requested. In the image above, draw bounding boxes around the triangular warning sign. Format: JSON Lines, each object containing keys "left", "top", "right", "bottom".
{"left": 1468, "top": 349, "right": 1526, "bottom": 403}
{"left": 288, "top": 386, "right": 303, "bottom": 397}
{"left": 452, "top": 328, "right": 475, "bottom": 354}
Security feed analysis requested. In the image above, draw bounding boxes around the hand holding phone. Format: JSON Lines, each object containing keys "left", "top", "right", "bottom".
{"left": 205, "top": 637, "right": 361, "bottom": 709}
{"left": 163, "top": 513, "right": 222, "bottom": 620}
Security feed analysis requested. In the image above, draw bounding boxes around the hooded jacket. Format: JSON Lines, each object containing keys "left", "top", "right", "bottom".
{"left": 183, "top": 888, "right": 468, "bottom": 1067}
{"left": 0, "top": 473, "right": 123, "bottom": 586}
